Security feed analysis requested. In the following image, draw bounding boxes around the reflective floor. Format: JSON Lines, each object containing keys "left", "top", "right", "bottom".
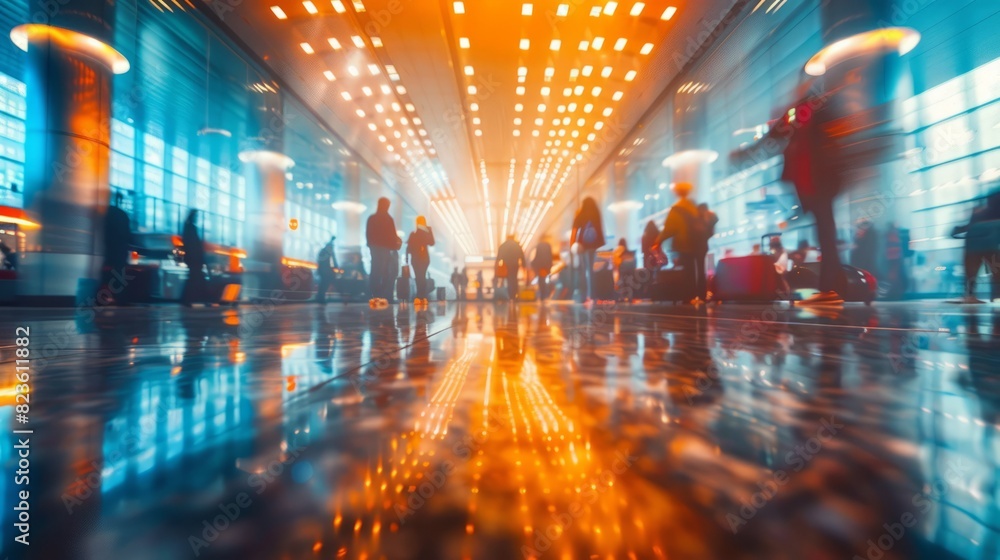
{"left": 2, "top": 300, "right": 999, "bottom": 560}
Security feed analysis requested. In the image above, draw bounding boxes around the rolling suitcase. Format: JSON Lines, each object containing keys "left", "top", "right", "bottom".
{"left": 651, "top": 268, "right": 696, "bottom": 303}
{"left": 396, "top": 276, "right": 410, "bottom": 301}
{"left": 713, "top": 256, "right": 785, "bottom": 302}
{"left": 592, "top": 269, "right": 615, "bottom": 300}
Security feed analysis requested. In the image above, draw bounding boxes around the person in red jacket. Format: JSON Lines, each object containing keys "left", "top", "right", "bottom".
{"left": 780, "top": 100, "right": 847, "bottom": 306}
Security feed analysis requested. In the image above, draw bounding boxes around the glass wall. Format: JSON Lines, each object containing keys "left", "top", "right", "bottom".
{"left": 0, "top": 0, "right": 413, "bottom": 264}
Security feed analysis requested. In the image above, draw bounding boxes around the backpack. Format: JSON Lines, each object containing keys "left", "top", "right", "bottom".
{"left": 683, "top": 211, "right": 710, "bottom": 247}
{"left": 581, "top": 221, "right": 598, "bottom": 245}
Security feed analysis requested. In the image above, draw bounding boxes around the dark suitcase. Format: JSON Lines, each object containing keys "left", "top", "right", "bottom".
{"left": 713, "top": 256, "right": 786, "bottom": 302}
{"left": 396, "top": 276, "right": 410, "bottom": 301}
{"left": 651, "top": 268, "right": 696, "bottom": 303}
{"left": 592, "top": 269, "right": 615, "bottom": 300}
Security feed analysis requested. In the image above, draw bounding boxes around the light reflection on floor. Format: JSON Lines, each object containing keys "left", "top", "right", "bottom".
{"left": 1, "top": 302, "right": 998, "bottom": 559}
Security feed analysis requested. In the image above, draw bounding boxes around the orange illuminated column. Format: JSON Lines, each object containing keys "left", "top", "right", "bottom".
{"left": 241, "top": 86, "right": 293, "bottom": 294}
{"left": 12, "top": 2, "right": 129, "bottom": 304}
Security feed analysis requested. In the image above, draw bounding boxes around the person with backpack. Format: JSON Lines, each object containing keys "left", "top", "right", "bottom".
{"left": 570, "top": 197, "right": 605, "bottom": 303}
{"left": 497, "top": 235, "right": 526, "bottom": 301}
{"left": 406, "top": 215, "right": 435, "bottom": 305}
{"left": 654, "top": 182, "right": 710, "bottom": 303}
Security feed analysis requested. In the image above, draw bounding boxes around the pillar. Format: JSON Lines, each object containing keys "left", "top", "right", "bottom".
{"left": 241, "top": 86, "right": 293, "bottom": 296}
{"left": 333, "top": 161, "right": 364, "bottom": 247}
{"left": 665, "top": 85, "right": 718, "bottom": 196}
{"left": 607, "top": 200, "right": 643, "bottom": 248}
{"left": 13, "top": 0, "right": 129, "bottom": 304}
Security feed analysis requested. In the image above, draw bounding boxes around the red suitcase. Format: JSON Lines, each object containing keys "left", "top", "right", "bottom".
{"left": 713, "top": 256, "right": 787, "bottom": 302}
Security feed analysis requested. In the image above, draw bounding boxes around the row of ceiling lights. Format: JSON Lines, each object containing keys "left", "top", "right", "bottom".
{"left": 271, "top": 0, "right": 481, "bottom": 254}
{"left": 452, "top": 1, "right": 676, "bottom": 20}
{"left": 451, "top": 1, "right": 677, "bottom": 248}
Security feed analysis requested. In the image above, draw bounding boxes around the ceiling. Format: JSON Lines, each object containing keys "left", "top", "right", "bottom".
{"left": 208, "top": 0, "right": 737, "bottom": 256}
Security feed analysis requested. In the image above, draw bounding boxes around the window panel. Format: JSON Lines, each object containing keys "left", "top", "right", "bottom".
{"left": 142, "top": 133, "right": 165, "bottom": 168}
{"left": 111, "top": 120, "right": 135, "bottom": 156}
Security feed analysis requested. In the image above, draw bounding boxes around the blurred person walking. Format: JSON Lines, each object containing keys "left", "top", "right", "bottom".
{"left": 612, "top": 238, "right": 629, "bottom": 282}
{"left": 642, "top": 220, "right": 667, "bottom": 273}
{"left": 952, "top": 191, "right": 1000, "bottom": 304}
{"left": 181, "top": 209, "right": 207, "bottom": 307}
{"left": 654, "top": 182, "right": 712, "bottom": 303}
{"left": 406, "top": 215, "right": 435, "bottom": 305}
{"left": 458, "top": 267, "right": 469, "bottom": 300}
{"left": 769, "top": 236, "right": 791, "bottom": 294}
{"left": 885, "top": 223, "right": 912, "bottom": 300}
{"left": 696, "top": 203, "right": 719, "bottom": 293}
{"left": 313, "top": 236, "right": 338, "bottom": 303}
{"left": 101, "top": 192, "right": 132, "bottom": 304}
{"left": 781, "top": 98, "right": 847, "bottom": 306}
{"left": 0, "top": 239, "right": 16, "bottom": 270}
{"left": 570, "top": 196, "right": 605, "bottom": 303}
{"left": 451, "top": 267, "right": 463, "bottom": 301}
{"left": 475, "top": 269, "right": 484, "bottom": 300}
{"left": 366, "top": 197, "right": 402, "bottom": 308}
{"left": 531, "top": 236, "right": 554, "bottom": 300}
{"left": 851, "top": 219, "right": 880, "bottom": 280}
{"left": 497, "top": 235, "right": 526, "bottom": 301}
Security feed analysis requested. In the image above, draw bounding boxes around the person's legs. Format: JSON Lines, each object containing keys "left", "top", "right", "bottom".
{"left": 964, "top": 247, "right": 984, "bottom": 297}
{"left": 675, "top": 253, "right": 696, "bottom": 301}
{"left": 538, "top": 272, "right": 548, "bottom": 300}
{"left": 580, "top": 249, "right": 595, "bottom": 301}
{"left": 811, "top": 198, "right": 846, "bottom": 295}
{"left": 414, "top": 262, "right": 428, "bottom": 299}
{"left": 183, "top": 268, "right": 206, "bottom": 306}
{"left": 315, "top": 274, "right": 330, "bottom": 302}
{"left": 369, "top": 248, "right": 385, "bottom": 299}
{"left": 694, "top": 252, "right": 707, "bottom": 300}
{"left": 508, "top": 269, "right": 519, "bottom": 300}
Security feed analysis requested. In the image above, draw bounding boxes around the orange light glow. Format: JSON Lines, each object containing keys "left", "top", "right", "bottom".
{"left": 282, "top": 257, "right": 318, "bottom": 269}
{"left": 0, "top": 206, "right": 39, "bottom": 229}
{"left": 10, "top": 24, "right": 130, "bottom": 74}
